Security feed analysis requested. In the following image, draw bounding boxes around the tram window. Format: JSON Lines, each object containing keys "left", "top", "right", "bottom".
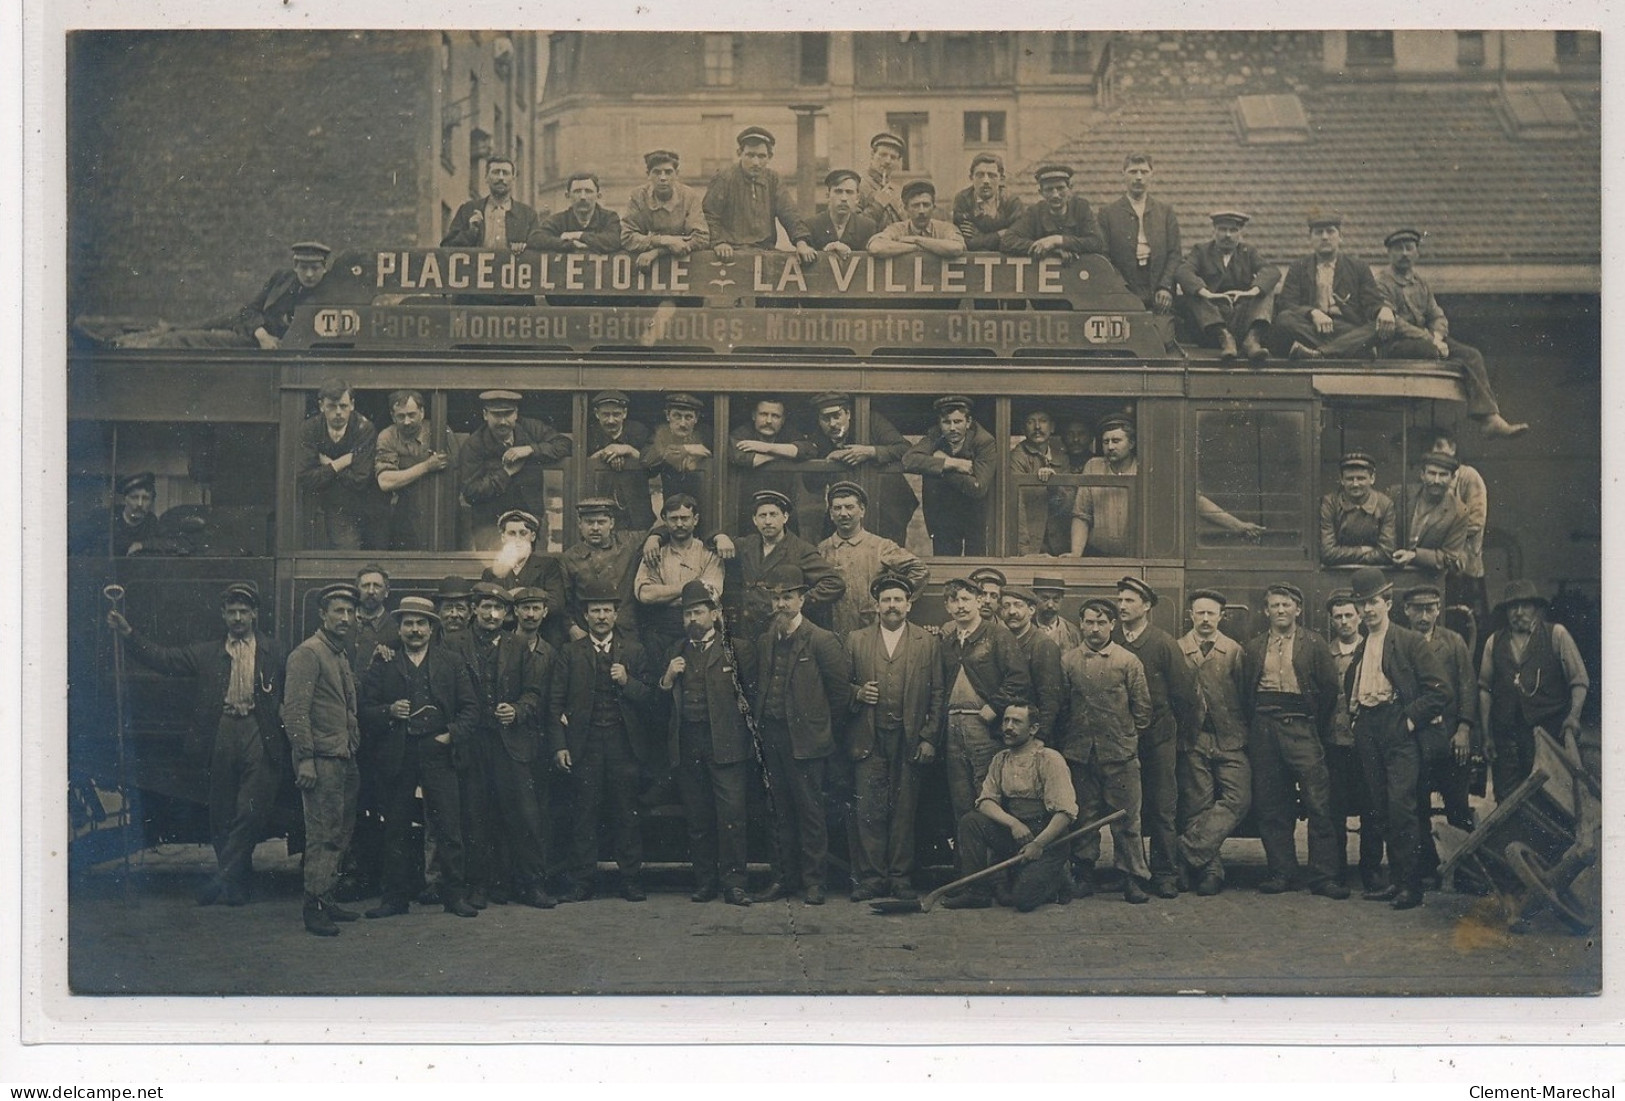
{"left": 293, "top": 385, "right": 392, "bottom": 552}
{"left": 447, "top": 389, "right": 574, "bottom": 552}
{"left": 69, "top": 420, "right": 277, "bottom": 557}
{"left": 887, "top": 393, "right": 1004, "bottom": 558}
{"left": 583, "top": 389, "right": 663, "bottom": 534}
{"left": 1009, "top": 400, "right": 1139, "bottom": 558}
{"left": 727, "top": 392, "right": 819, "bottom": 536}
{"left": 1194, "top": 409, "right": 1306, "bottom": 550}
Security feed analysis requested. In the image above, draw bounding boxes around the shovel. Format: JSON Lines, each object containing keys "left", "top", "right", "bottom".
{"left": 871, "top": 809, "right": 1127, "bottom": 915}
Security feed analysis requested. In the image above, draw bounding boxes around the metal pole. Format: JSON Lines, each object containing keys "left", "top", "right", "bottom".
{"left": 102, "top": 584, "right": 135, "bottom": 903}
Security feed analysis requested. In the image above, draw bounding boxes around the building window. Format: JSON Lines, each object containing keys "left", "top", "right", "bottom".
{"left": 1345, "top": 31, "right": 1395, "bottom": 66}
{"left": 799, "top": 33, "right": 829, "bottom": 84}
{"left": 440, "top": 32, "right": 452, "bottom": 73}
{"left": 1051, "top": 31, "right": 1092, "bottom": 74}
{"left": 1457, "top": 31, "right": 1486, "bottom": 68}
{"left": 703, "top": 33, "right": 735, "bottom": 86}
{"left": 963, "top": 111, "right": 1006, "bottom": 146}
{"left": 1556, "top": 31, "right": 1600, "bottom": 64}
{"left": 700, "top": 113, "right": 736, "bottom": 177}
{"left": 885, "top": 112, "right": 929, "bottom": 172}
{"left": 541, "top": 121, "right": 559, "bottom": 185}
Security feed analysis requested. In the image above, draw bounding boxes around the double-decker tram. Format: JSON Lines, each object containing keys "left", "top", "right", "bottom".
{"left": 67, "top": 244, "right": 1479, "bottom": 862}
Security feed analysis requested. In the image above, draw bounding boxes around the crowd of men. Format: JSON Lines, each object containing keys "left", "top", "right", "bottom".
{"left": 106, "top": 463, "right": 1587, "bottom": 932}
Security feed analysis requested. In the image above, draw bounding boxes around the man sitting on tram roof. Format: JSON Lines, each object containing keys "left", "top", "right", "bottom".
{"left": 866, "top": 181, "right": 966, "bottom": 260}
{"left": 621, "top": 150, "right": 709, "bottom": 271}
{"left": 529, "top": 172, "right": 624, "bottom": 254}
{"left": 998, "top": 164, "right": 1104, "bottom": 261}
{"left": 806, "top": 170, "right": 878, "bottom": 257}
{"left": 1176, "top": 209, "right": 1278, "bottom": 364}
{"left": 952, "top": 153, "right": 1024, "bottom": 252}
{"left": 1271, "top": 212, "right": 1389, "bottom": 361}
{"left": 701, "top": 126, "right": 818, "bottom": 266}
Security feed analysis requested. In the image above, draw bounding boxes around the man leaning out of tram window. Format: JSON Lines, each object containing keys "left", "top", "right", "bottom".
{"left": 866, "top": 181, "right": 966, "bottom": 258}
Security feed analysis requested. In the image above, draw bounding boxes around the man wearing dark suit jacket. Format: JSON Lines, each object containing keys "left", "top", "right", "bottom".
{"left": 1342, "top": 567, "right": 1450, "bottom": 911}
{"left": 661, "top": 580, "right": 757, "bottom": 906}
{"left": 1241, "top": 582, "right": 1349, "bottom": 899}
{"left": 107, "top": 581, "right": 285, "bottom": 907}
{"left": 939, "top": 577, "right": 1032, "bottom": 826}
{"left": 951, "top": 153, "right": 1024, "bottom": 251}
{"left": 548, "top": 587, "right": 658, "bottom": 902}
{"left": 807, "top": 170, "right": 880, "bottom": 255}
{"left": 798, "top": 391, "right": 918, "bottom": 547}
{"left": 528, "top": 172, "right": 624, "bottom": 254}
{"left": 724, "top": 489, "right": 846, "bottom": 642}
{"left": 1176, "top": 210, "right": 1280, "bottom": 363}
{"left": 749, "top": 565, "right": 854, "bottom": 906}
{"left": 1095, "top": 153, "right": 1181, "bottom": 315}
{"left": 357, "top": 597, "right": 481, "bottom": 919}
{"left": 440, "top": 156, "right": 541, "bottom": 306}
{"left": 1271, "top": 212, "right": 1391, "bottom": 360}
{"left": 844, "top": 575, "right": 943, "bottom": 901}
{"left": 903, "top": 394, "right": 1000, "bottom": 557}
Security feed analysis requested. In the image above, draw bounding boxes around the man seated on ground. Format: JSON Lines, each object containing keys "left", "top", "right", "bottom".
{"left": 701, "top": 127, "right": 818, "bottom": 265}
{"left": 530, "top": 173, "right": 623, "bottom": 254}
{"left": 866, "top": 181, "right": 966, "bottom": 259}
{"left": 1374, "top": 228, "right": 1527, "bottom": 439}
{"left": 1176, "top": 210, "right": 1278, "bottom": 364}
{"left": 1271, "top": 213, "right": 1388, "bottom": 361}
{"left": 943, "top": 703, "right": 1077, "bottom": 913}
{"left": 952, "top": 153, "right": 1024, "bottom": 252}
{"left": 998, "top": 165, "right": 1104, "bottom": 261}
{"left": 807, "top": 170, "right": 878, "bottom": 256}
{"left": 621, "top": 150, "right": 709, "bottom": 270}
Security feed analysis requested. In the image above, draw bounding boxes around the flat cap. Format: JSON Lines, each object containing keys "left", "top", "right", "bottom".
{"left": 496, "top": 509, "right": 541, "bottom": 533}
{"left": 1339, "top": 451, "right": 1377, "bottom": 472}
{"left": 575, "top": 496, "right": 619, "bottom": 516}
{"left": 390, "top": 595, "right": 441, "bottom": 622}
{"left": 1004, "top": 586, "right": 1039, "bottom": 608}
{"left": 219, "top": 581, "right": 261, "bottom": 608}
{"left": 1384, "top": 228, "right": 1424, "bottom": 249}
{"left": 470, "top": 581, "right": 514, "bottom": 606}
{"left": 290, "top": 240, "right": 332, "bottom": 260}
{"left": 1307, "top": 211, "right": 1344, "bottom": 230}
{"left": 758, "top": 564, "right": 808, "bottom": 594}
{"left": 1034, "top": 164, "right": 1074, "bottom": 185}
{"left": 680, "top": 579, "right": 719, "bottom": 608}
{"left": 116, "top": 472, "right": 156, "bottom": 496}
{"left": 317, "top": 581, "right": 361, "bottom": 606}
{"left": 809, "top": 390, "right": 853, "bottom": 413}
{"left": 510, "top": 586, "right": 551, "bottom": 607}
{"left": 1209, "top": 210, "right": 1250, "bottom": 227}
{"left": 1030, "top": 575, "right": 1067, "bottom": 594}
{"left": 1402, "top": 585, "right": 1443, "bottom": 606}
{"left": 900, "top": 180, "right": 936, "bottom": 203}
{"left": 591, "top": 389, "right": 630, "bottom": 409}
{"left": 479, "top": 389, "right": 523, "bottom": 410}
{"left": 1348, "top": 567, "right": 1393, "bottom": 603}
{"left": 824, "top": 169, "right": 861, "bottom": 190}
{"left": 1080, "top": 597, "right": 1119, "bottom": 620}
{"left": 1116, "top": 576, "right": 1158, "bottom": 606}
{"left": 664, "top": 392, "right": 704, "bottom": 412}
{"left": 869, "top": 131, "right": 906, "bottom": 153}
{"left": 825, "top": 480, "right": 868, "bottom": 508}
{"left": 751, "top": 489, "right": 793, "bottom": 514}
{"left": 1097, "top": 414, "right": 1135, "bottom": 436}
{"left": 1419, "top": 449, "right": 1460, "bottom": 473}
{"left": 1264, "top": 582, "right": 1305, "bottom": 606}
{"left": 736, "top": 126, "right": 776, "bottom": 148}
{"left": 870, "top": 574, "right": 915, "bottom": 600}
{"left": 933, "top": 394, "right": 973, "bottom": 416}
{"left": 643, "top": 149, "right": 680, "bottom": 170}
{"left": 436, "top": 575, "right": 475, "bottom": 600}
{"left": 1187, "top": 588, "right": 1228, "bottom": 608}
{"left": 1324, "top": 589, "right": 1356, "bottom": 614}
{"left": 968, "top": 567, "right": 1007, "bottom": 588}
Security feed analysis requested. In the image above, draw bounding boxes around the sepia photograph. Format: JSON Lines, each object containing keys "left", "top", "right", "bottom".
{"left": 47, "top": 21, "right": 1605, "bottom": 1017}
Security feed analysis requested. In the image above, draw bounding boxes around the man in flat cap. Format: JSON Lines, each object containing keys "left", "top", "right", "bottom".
{"left": 296, "top": 377, "right": 378, "bottom": 551}
{"left": 1342, "top": 567, "right": 1450, "bottom": 911}
{"left": 1030, "top": 576, "right": 1082, "bottom": 654}
{"left": 457, "top": 389, "right": 574, "bottom": 551}
{"left": 1097, "top": 153, "right": 1182, "bottom": 315}
{"left": 817, "top": 481, "right": 929, "bottom": 636}
{"left": 1401, "top": 584, "right": 1478, "bottom": 892}
{"left": 726, "top": 489, "right": 845, "bottom": 643}
{"left": 107, "top": 582, "right": 286, "bottom": 907}
{"left": 748, "top": 565, "right": 853, "bottom": 906}
{"left": 904, "top": 395, "right": 999, "bottom": 556}
{"left": 1271, "top": 213, "right": 1388, "bottom": 360}
{"left": 661, "top": 579, "right": 756, "bottom": 906}
{"left": 1240, "top": 580, "right": 1348, "bottom": 900}
{"left": 952, "top": 153, "right": 1024, "bottom": 252}
{"left": 442, "top": 155, "right": 539, "bottom": 254}
{"left": 1070, "top": 414, "right": 1138, "bottom": 558}
{"left": 101, "top": 472, "right": 160, "bottom": 557}
{"left": 1319, "top": 451, "right": 1397, "bottom": 567}
{"left": 1385, "top": 450, "right": 1470, "bottom": 584}
{"left": 642, "top": 392, "right": 716, "bottom": 534}
{"left": 1176, "top": 210, "right": 1279, "bottom": 363}
{"left": 867, "top": 181, "right": 966, "bottom": 259}
{"left": 701, "top": 127, "right": 818, "bottom": 264}
{"left": 621, "top": 150, "right": 710, "bottom": 269}
{"left": 1001, "top": 586, "right": 1065, "bottom": 742}
{"left": 1324, "top": 589, "right": 1383, "bottom": 892}
{"left": 1174, "top": 589, "right": 1251, "bottom": 895}
{"left": 844, "top": 574, "right": 942, "bottom": 901}
{"left": 1009, "top": 407, "right": 1071, "bottom": 557}
{"left": 807, "top": 170, "right": 879, "bottom": 256}
{"left": 283, "top": 581, "right": 363, "bottom": 935}
{"left": 530, "top": 172, "right": 624, "bottom": 254}
{"left": 560, "top": 497, "right": 655, "bottom": 641}
{"left": 857, "top": 131, "right": 908, "bottom": 230}
{"left": 636, "top": 493, "right": 725, "bottom": 660}
{"left": 1478, "top": 580, "right": 1589, "bottom": 802}
{"left": 797, "top": 391, "right": 918, "bottom": 547}
{"left": 939, "top": 577, "right": 1032, "bottom": 827}
{"left": 999, "top": 164, "right": 1104, "bottom": 260}
{"left": 1375, "top": 228, "right": 1527, "bottom": 439}
{"left": 482, "top": 508, "right": 568, "bottom": 652}
{"left": 374, "top": 389, "right": 450, "bottom": 551}
{"left": 548, "top": 583, "right": 658, "bottom": 903}
{"left": 1421, "top": 427, "right": 1490, "bottom": 624}
{"left": 968, "top": 566, "right": 1007, "bottom": 625}
{"left": 729, "top": 396, "right": 814, "bottom": 536}
{"left": 356, "top": 596, "right": 481, "bottom": 920}
{"left": 584, "top": 390, "right": 656, "bottom": 532}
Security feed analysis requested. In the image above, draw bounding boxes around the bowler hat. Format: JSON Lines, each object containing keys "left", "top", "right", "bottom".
{"left": 759, "top": 565, "right": 809, "bottom": 594}
{"left": 1348, "top": 567, "right": 1393, "bottom": 603}
{"left": 578, "top": 581, "right": 622, "bottom": 606}
{"left": 390, "top": 595, "right": 441, "bottom": 623}
{"left": 1116, "top": 576, "right": 1158, "bottom": 606}
{"left": 436, "top": 575, "right": 474, "bottom": 600}
{"left": 1495, "top": 579, "right": 1549, "bottom": 613}
{"left": 679, "top": 580, "right": 718, "bottom": 608}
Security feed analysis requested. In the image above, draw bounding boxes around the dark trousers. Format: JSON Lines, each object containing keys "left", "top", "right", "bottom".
{"left": 568, "top": 724, "right": 643, "bottom": 880}
{"left": 1489, "top": 722, "right": 1540, "bottom": 804}
{"left": 1138, "top": 714, "right": 1180, "bottom": 880}
{"left": 759, "top": 720, "right": 830, "bottom": 890}
{"left": 464, "top": 730, "right": 549, "bottom": 893}
{"left": 1175, "top": 742, "right": 1252, "bottom": 878}
{"left": 343, "top": 731, "right": 387, "bottom": 891}
{"left": 1380, "top": 336, "right": 1501, "bottom": 419}
{"left": 673, "top": 742, "right": 750, "bottom": 891}
{"left": 927, "top": 502, "right": 987, "bottom": 556}
{"left": 1248, "top": 710, "right": 1340, "bottom": 886}
{"left": 955, "top": 810, "right": 1070, "bottom": 911}
{"left": 207, "top": 713, "right": 282, "bottom": 890}
{"left": 1180, "top": 288, "right": 1275, "bottom": 344}
{"left": 300, "top": 755, "right": 360, "bottom": 900}
{"left": 380, "top": 736, "right": 464, "bottom": 905}
{"left": 1417, "top": 735, "right": 1471, "bottom": 876}
{"left": 851, "top": 728, "right": 924, "bottom": 891}
{"left": 1325, "top": 743, "right": 1385, "bottom": 886}
{"left": 1354, "top": 702, "right": 1424, "bottom": 893}
{"left": 1270, "top": 308, "right": 1380, "bottom": 358}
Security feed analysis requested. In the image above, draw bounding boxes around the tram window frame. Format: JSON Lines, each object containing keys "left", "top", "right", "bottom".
{"left": 1190, "top": 404, "right": 1312, "bottom": 557}
{"left": 444, "top": 388, "right": 574, "bottom": 553}
{"left": 1001, "top": 400, "right": 1144, "bottom": 561}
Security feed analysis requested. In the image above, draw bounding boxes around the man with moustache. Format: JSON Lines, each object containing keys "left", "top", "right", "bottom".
{"left": 1009, "top": 408, "right": 1071, "bottom": 557}
{"left": 559, "top": 497, "right": 657, "bottom": 642}
{"left": 89, "top": 472, "right": 159, "bottom": 556}
{"left": 725, "top": 489, "right": 845, "bottom": 644}
{"left": 1386, "top": 450, "right": 1470, "bottom": 585}
{"left": 797, "top": 391, "right": 917, "bottom": 548}
{"left": 297, "top": 378, "right": 378, "bottom": 551}
{"left": 661, "top": 580, "right": 756, "bottom": 906}
{"left": 844, "top": 575, "right": 942, "bottom": 901}
{"left": 1402, "top": 584, "right": 1478, "bottom": 892}
{"left": 1174, "top": 589, "right": 1251, "bottom": 896}
{"left": 701, "top": 126, "right": 818, "bottom": 264}
{"left": 584, "top": 390, "right": 656, "bottom": 532}
{"left": 938, "top": 577, "right": 1031, "bottom": 826}
{"left": 530, "top": 172, "right": 624, "bottom": 254}
{"left": 807, "top": 170, "right": 879, "bottom": 255}
{"left": 866, "top": 181, "right": 967, "bottom": 259}
{"left": 1001, "top": 586, "right": 1064, "bottom": 743}
{"left": 1324, "top": 590, "right": 1384, "bottom": 892}
{"left": 481, "top": 509, "right": 568, "bottom": 652}
{"left": 457, "top": 390, "right": 573, "bottom": 551}
{"left": 357, "top": 596, "right": 481, "bottom": 920}
{"left": 1096, "top": 153, "right": 1181, "bottom": 316}
{"left": 856, "top": 131, "right": 908, "bottom": 230}
{"left": 283, "top": 582, "right": 363, "bottom": 935}
{"left": 998, "top": 165, "right": 1104, "bottom": 260}
{"left": 106, "top": 581, "right": 285, "bottom": 907}
{"left": 1175, "top": 210, "right": 1278, "bottom": 363}
{"left": 1030, "top": 576, "right": 1082, "bottom": 655}
{"left": 952, "top": 153, "right": 1024, "bottom": 252}
{"left": 728, "top": 397, "right": 813, "bottom": 536}
{"left": 1070, "top": 414, "right": 1139, "bottom": 559}
{"left": 1271, "top": 212, "right": 1388, "bottom": 361}
{"left": 442, "top": 155, "right": 538, "bottom": 252}
{"left": 434, "top": 576, "right": 476, "bottom": 648}
{"left": 968, "top": 567, "right": 1007, "bottom": 626}
{"left": 748, "top": 565, "right": 852, "bottom": 906}
{"left": 904, "top": 395, "right": 998, "bottom": 557}
{"left": 642, "top": 392, "right": 716, "bottom": 534}
{"left": 374, "top": 390, "right": 450, "bottom": 551}
{"left": 817, "top": 481, "right": 928, "bottom": 637}
{"left": 1319, "top": 452, "right": 1397, "bottom": 567}
{"left": 635, "top": 493, "right": 725, "bottom": 681}
{"left": 621, "top": 149, "right": 709, "bottom": 269}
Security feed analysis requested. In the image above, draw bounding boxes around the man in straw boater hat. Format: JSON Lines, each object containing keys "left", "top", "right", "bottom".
{"left": 1341, "top": 567, "right": 1449, "bottom": 911}
{"left": 1477, "top": 579, "right": 1590, "bottom": 802}
{"left": 106, "top": 581, "right": 286, "bottom": 907}
{"left": 357, "top": 596, "right": 480, "bottom": 920}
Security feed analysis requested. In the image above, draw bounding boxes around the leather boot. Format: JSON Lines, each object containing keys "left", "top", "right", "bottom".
{"left": 1216, "top": 327, "right": 1238, "bottom": 362}
{"left": 303, "top": 897, "right": 339, "bottom": 937}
